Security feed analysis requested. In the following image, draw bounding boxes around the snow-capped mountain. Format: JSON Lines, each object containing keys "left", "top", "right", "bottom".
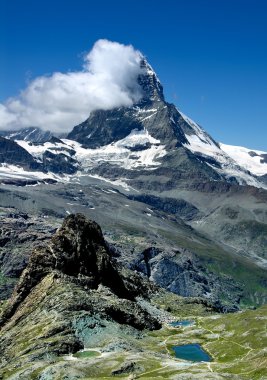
{"left": 179, "top": 112, "right": 267, "bottom": 187}
{"left": 0, "top": 58, "right": 266, "bottom": 190}
{"left": 66, "top": 60, "right": 266, "bottom": 189}
{"left": 0, "top": 127, "right": 54, "bottom": 144}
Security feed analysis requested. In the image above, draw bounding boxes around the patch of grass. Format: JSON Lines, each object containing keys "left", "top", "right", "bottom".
{"left": 151, "top": 290, "right": 216, "bottom": 317}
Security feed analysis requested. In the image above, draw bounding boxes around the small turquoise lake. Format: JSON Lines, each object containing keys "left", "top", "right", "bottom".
{"left": 170, "top": 320, "right": 194, "bottom": 327}
{"left": 172, "top": 344, "right": 211, "bottom": 362}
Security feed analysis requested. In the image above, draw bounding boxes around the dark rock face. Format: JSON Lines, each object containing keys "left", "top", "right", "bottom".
{"left": 68, "top": 107, "right": 143, "bottom": 148}
{"left": 138, "top": 59, "right": 165, "bottom": 103}
{"left": 0, "top": 130, "right": 77, "bottom": 176}
{"left": 249, "top": 150, "right": 267, "bottom": 164}
{"left": 260, "top": 154, "right": 267, "bottom": 164}
{"left": 49, "top": 214, "right": 136, "bottom": 299}
{"left": 0, "top": 136, "right": 40, "bottom": 170}
{"left": 68, "top": 101, "right": 190, "bottom": 150}
{"left": 42, "top": 150, "right": 78, "bottom": 174}
{"left": 133, "top": 247, "right": 242, "bottom": 312}
{"left": 0, "top": 211, "right": 56, "bottom": 299}
{"left": 112, "top": 361, "right": 143, "bottom": 376}
{"left": 259, "top": 173, "right": 267, "bottom": 185}
{"left": 0, "top": 178, "right": 57, "bottom": 186}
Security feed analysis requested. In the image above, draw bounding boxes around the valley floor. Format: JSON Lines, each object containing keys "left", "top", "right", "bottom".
{"left": 1, "top": 302, "right": 266, "bottom": 380}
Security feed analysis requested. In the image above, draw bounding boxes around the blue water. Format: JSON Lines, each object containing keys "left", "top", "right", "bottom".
{"left": 172, "top": 344, "right": 211, "bottom": 362}
{"left": 170, "top": 320, "right": 194, "bottom": 327}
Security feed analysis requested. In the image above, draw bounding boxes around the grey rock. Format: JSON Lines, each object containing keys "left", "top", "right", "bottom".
{"left": 0, "top": 127, "right": 54, "bottom": 143}
{"left": 133, "top": 247, "right": 242, "bottom": 312}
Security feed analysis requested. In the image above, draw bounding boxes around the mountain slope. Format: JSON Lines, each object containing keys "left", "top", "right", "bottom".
{"left": 0, "top": 126, "right": 54, "bottom": 143}
{"left": 66, "top": 60, "right": 266, "bottom": 189}
{"left": 0, "top": 181, "right": 266, "bottom": 309}
{"left": 0, "top": 136, "right": 40, "bottom": 170}
{"left": 0, "top": 56, "right": 267, "bottom": 308}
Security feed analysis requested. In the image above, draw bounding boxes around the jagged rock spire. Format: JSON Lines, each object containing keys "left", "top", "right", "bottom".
{"left": 0, "top": 214, "right": 157, "bottom": 326}
{"left": 138, "top": 58, "right": 165, "bottom": 103}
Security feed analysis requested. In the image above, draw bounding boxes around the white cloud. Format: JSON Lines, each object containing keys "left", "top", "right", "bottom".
{"left": 0, "top": 40, "right": 144, "bottom": 133}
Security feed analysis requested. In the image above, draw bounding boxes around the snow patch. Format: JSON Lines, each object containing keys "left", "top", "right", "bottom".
{"left": 220, "top": 143, "right": 267, "bottom": 176}
{"left": 140, "top": 112, "right": 157, "bottom": 121}
{"left": 0, "top": 163, "right": 61, "bottom": 181}
{"left": 83, "top": 173, "right": 137, "bottom": 192}
{"left": 134, "top": 107, "right": 158, "bottom": 113}
{"left": 184, "top": 133, "right": 221, "bottom": 156}
{"left": 62, "top": 129, "right": 166, "bottom": 171}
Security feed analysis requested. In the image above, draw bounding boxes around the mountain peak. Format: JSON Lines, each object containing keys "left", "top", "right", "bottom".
{"left": 138, "top": 58, "right": 165, "bottom": 103}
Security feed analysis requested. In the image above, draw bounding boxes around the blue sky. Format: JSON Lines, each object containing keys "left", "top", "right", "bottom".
{"left": 1, "top": 0, "right": 267, "bottom": 149}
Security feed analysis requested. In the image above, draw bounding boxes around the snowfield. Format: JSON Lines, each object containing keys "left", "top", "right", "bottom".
{"left": 63, "top": 129, "right": 166, "bottom": 170}
{"left": 0, "top": 163, "right": 63, "bottom": 182}
{"left": 220, "top": 143, "right": 267, "bottom": 177}
{"left": 16, "top": 129, "right": 167, "bottom": 172}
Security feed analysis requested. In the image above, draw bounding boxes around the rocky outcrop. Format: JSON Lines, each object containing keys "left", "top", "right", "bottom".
{"left": 133, "top": 247, "right": 243, "bottom": 312}
{"left": 42, "top": 150, "right": 78, "bottom": 174}
{"left": 0, "top": 214, "right": 162, "bottom": 376}
{"left": 0, "top": 214, "right": 159, "bottom": 327}
{"left": 0, "top": 211, "right": 57, "bottom": 300}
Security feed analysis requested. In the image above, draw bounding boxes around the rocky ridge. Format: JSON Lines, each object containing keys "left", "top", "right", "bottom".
{"left": 0, "top": 136, "right": 41, "bottom": 171}
{"left": 0, "top": 213, "right": 160, "bottom": 328}
{"left": 0, "top": 214, "right": 166, "bottom": 377}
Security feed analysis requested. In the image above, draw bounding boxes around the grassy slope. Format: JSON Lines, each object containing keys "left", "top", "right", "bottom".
{"left": 1, "top": 289, "right": 265, "bottom": 380}
{"left": 77, "top": 304, "right": 267, "bottom": 379}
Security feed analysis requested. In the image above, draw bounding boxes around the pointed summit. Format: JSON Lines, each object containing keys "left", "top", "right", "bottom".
{"left": 67, "top": 57, "right": 181, "bottom": 148}
{"left": 138, "top": 58, "right": 165, "bottom": 103}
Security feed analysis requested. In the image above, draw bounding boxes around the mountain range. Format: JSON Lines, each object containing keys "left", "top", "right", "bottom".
{"left": 0, "top": 56, "right": 267, "bottom": 379}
